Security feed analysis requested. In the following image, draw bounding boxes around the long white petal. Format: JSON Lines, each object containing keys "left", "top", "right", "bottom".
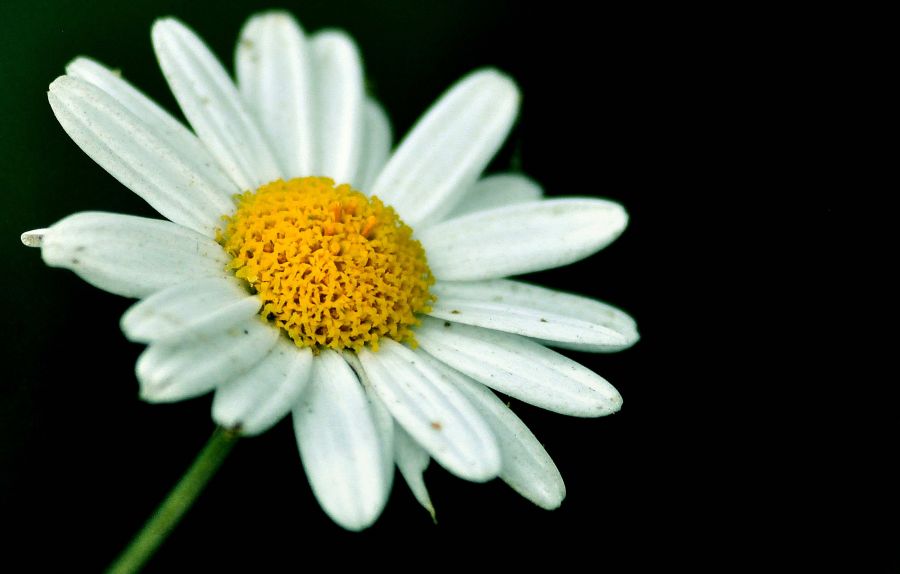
{"left": 40, "top": 212, "right": 230, "bottom": 298}
{"left": 445, "top": 173, "right": 544, "bottom": 219}
{"left": 66, "top": 57, "right": 238, "bottom": 210}
{"left": 310, "top": 30, "right": 364, "bottom": 184}
{"left": 416, "top": 317, "right": 622, "bottom": 417}
{"left": 344, "top": 352, "right": 396, "bottom": 498}
{"left": 358, "top": 340, "right": 500, "bottom": 482}
{"left": 136, "top": 316, "right": 279, "bottom": 403}
{"left": 354, "top": 100, "right": 392, "bottom": 191}
{"left": 365, "top": 385, "right": 396, "bottom": 496}
{"left": 428, "top": 280, "right": 638, "bottom": 351}
{"left": 121, "top": 277, "right": 256, "bottom": 343}
{"left": 394, "top": 424, "right": 435, "bottom": 520}
{"left": 293, "top": 351, "right": 388, "bottom": 531}
{"left": 371, "top": 69, "right": 519, "bottom": 227}
{"left": 434, "top": 362, "right": 565, "bottom": 510}
{"left": 48, "top": 76, "right": 235, "bottom": 235}
{"left": 236, "top": 11, "right": 315, "bottom": 178}
{"left": 153, "top": 18, "right": 282, "bottom": 191}
{"left": 213, "top": 338, "right": 313, "bottom": 435}
{"left": 419, "top": 198, "right": 628, "bottom": 281}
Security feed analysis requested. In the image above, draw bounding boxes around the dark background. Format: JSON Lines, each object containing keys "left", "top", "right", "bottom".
{"left": 1, "top": 0, "right": 892, "bottom": 571}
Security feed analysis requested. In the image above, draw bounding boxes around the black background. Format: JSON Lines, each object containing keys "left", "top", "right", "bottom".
{"left": 1, "top": 0, "right": 892, "bottom": 571}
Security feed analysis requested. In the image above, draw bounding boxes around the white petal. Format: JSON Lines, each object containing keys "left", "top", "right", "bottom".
{"left": 343, "top": 352, "right": 396, "bottom": 497}
{"left": 371, "top": 69, "right": 520, "bottom": 227}
{"left": 293, "top": 351, "right": 388, "bottom": 531}
{"left": 153, "top": 18, "right": 282, "bottom": 190}
{"left": 446, "top": 173, "right": 543, "bottom": 219}
{"left": 419, "top": 199, "right": 628, "bottom": 281}
{"left": 365, "top": 385, "right": 396, "bottom": 495}
{"left": 121, "top": 277, "right": 256, "bottom": 343}
{"left": 353, "top": 100, "right": 392, "bottom": 191}
{"left": 394, "top": 424, "right": 435, "bottom": 520}
{"left": 310, "top": 30, "right": 364, "bottom": 184}
{"left": 213, "top": 338, "right": 313, "bottom": 435}
{"left": 434, "top": 362, "right": 565, "bottom": 510}
{"left": 357, "top": 340, "right": 500, "bottom": 482}
{"left": 136, "top": 316, "right": 279, "bottom": 403}
{"left": 236, "top": 11, "right": 315, "bottom": 178}
{"left": 416, "top": 317, "right": 622, "bottom": 417}
{"left": 428, "top": 280, "right": 638, "bottom": 352}
{"left": 40, "top": 212, "right": 230, "bottom": 298}
{"left": 48, "top": 76, "right": 236, "bottom": 235}
{"left": 66, "top": 57, "right": 238, "bottom": 210}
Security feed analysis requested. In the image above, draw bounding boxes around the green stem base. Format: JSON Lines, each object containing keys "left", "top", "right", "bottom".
{"left": 106, "top": 427, "right": 239, "bottom": 574}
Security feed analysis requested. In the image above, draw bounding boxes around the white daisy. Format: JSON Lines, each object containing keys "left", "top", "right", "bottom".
{"left": 22, "top": 11, "right": 638, "bottom": 531}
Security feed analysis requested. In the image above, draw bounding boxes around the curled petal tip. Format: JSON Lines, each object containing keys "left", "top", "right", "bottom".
{"left": 21, "top": 229, "right": 48, "bottom": 248}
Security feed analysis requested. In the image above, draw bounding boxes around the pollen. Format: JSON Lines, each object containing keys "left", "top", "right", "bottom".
{"left": 218, "top": 177, "right": 434, "bottom": 351}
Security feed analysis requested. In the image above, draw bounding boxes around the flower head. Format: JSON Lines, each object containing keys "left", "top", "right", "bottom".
{"left": 22, "top": 11, "right": 638, "bottom": 530}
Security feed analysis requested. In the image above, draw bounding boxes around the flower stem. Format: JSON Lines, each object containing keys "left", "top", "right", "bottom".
{"left": 106, "top": 427, "right": 239, "bottom": 574}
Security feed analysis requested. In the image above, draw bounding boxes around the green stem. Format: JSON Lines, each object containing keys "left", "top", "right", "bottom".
{"left": 106, "top": 427, "right": 239, "bottom": 574}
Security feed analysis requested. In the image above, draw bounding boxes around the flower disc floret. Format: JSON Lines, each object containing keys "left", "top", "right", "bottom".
{"left": 219, "top": 177, "right": 434, "bottom": 351}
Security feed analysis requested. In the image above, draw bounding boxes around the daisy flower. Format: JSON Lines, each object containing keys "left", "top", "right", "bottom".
{"left": 22, "top": 10, "right": 638, "bottom": 535}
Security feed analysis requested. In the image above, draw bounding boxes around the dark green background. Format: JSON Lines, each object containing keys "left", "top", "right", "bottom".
{"left": 3, "top": 0, "right": 867, "bottom": 571}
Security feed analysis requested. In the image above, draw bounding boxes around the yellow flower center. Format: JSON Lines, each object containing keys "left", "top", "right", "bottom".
{"left": 218, "top": 177, "right": 434, "bottom": 351}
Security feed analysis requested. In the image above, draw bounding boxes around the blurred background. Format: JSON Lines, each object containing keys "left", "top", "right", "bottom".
{"left": 0, "top": 0, "right": 824, "bottom": 570}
